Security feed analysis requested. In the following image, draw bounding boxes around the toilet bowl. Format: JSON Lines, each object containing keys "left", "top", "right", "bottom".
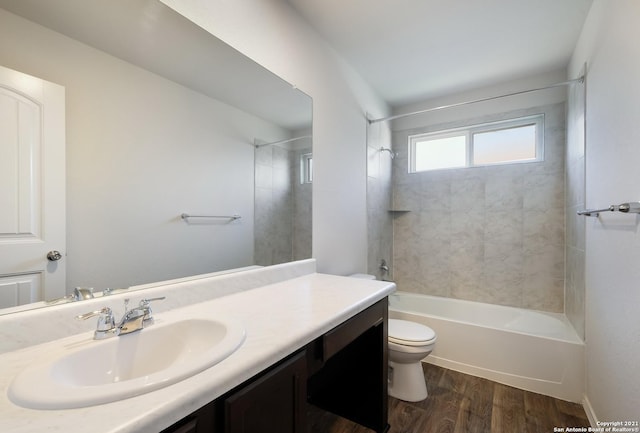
{"left": 346, "top": 274, "right": 436, "bottom": 402}
{"left": 388, "top": 319, "right": 437, "bottom": 402}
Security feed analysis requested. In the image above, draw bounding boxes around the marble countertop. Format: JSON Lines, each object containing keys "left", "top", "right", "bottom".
{"left": 0, "top": 272, "right": 395, "bottom": 433}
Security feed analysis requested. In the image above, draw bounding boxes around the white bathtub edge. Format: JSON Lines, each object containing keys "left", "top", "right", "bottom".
{"left": 390, "top": 299, "right": 585, "bottom": 403}
{"left": 423, "top": 354, "right": 583, "bottom": 403}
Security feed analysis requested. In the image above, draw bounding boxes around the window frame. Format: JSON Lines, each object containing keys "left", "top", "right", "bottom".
{"left": 300, "top": 152, "right": 313, "bottom": 184}
{"left": 408, "top": 114, "right": 545, "bottom": 173}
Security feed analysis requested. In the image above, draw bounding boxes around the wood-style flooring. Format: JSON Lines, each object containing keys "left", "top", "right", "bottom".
{"left": 309, "top": 363, "right": 590, "bottom": 433}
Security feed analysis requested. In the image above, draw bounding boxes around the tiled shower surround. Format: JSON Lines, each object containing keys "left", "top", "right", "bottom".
{"left": 367, "top": 121, "right": 394, "bottom": 280}
{"left": 254, "top": 142, "right": 312, "bottom": 266}
{"left": 391, "top": 103, "right": 566, "bottom": 312}
{"left": 565, "top": 82, "right": 586, "bottom": 339}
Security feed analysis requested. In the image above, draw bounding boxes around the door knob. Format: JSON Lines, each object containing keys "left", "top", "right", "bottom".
{"left": 47, "top": 250, "right": 62, "bottom": 261}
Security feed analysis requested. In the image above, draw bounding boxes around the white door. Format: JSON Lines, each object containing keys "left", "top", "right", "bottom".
{"left": 0, "top": 65, "right": 65, "bottom": 308}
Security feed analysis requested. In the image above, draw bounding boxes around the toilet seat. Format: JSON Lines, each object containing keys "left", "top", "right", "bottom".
{"left": 388, "top": 319, "right": 436, "bottom": 347}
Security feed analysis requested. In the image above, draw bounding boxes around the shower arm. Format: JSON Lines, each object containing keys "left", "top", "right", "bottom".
{"left": 380, "top": 147, "right": 397, "bottom": 159}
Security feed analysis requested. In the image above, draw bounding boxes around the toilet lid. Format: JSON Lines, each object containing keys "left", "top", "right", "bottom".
{"left": 388, "top": 319, "right": 436, "bottom": 346}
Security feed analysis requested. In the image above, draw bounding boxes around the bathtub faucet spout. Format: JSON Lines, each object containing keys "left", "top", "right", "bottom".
{"left": 380, "top": 259, "right": 389, "bottom": 274}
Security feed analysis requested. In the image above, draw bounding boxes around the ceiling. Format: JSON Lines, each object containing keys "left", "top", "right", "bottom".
{"left": 286, "top": 0, "right": 593, "bottom": 108}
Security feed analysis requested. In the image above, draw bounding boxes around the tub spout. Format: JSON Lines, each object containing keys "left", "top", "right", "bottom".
{"left": 380, "top": 259, "right": 389, "bottom": 273}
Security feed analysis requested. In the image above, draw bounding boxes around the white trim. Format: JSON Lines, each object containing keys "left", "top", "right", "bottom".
{"left": 582, "top": 395, "right": 598, "bottom": 428}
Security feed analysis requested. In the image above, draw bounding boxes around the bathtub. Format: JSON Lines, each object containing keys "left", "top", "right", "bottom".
{"left": 388, "top": 291, "right": 584, "bottom": 402}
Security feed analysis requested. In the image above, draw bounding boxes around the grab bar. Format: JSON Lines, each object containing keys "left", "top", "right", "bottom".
{"left": 181, "top": 213, "right": 241, "bottom": 220}
{"left": 577, "top": 202, "right": 640, "bottom": 217}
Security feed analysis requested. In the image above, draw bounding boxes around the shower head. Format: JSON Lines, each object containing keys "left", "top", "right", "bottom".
{"left": 380, "top": 147, "right": 397, "bottom": 159}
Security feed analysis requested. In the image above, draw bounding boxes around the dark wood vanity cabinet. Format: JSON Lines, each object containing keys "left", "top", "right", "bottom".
{"left": 224, "top": 351, "right": 307, "bottom": 433}
{"left": 307, "top": 298, "right": 389, "bottom": 433}
{"left": 160, "top": 400, "right": 218, "bottom": 433}
{"left": 161, "top": 298, "right": 388, "bottom": 433}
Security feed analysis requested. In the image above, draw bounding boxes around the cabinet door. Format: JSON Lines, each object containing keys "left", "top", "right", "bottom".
{"left": 225, "top": 351, "right": 307, "bottom": 433}
{"left": 160, "top": 400, "right": 218, "bottom": 433}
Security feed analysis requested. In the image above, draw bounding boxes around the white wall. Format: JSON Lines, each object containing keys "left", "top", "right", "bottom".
{"left": 569, "top": 0, "right": 640, "bottom": 421}
{"left": 160, "top": 0, "right": 390, "bottom": 276}
{"left": 0, "top": 9, "right": 291, "bottom": 290}
{"left": 391, "top": 69, "right": 568, "bottom": 131}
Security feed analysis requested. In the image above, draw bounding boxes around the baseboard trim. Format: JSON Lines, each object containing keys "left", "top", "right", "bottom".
{"left": 582, "top": 395, "right": 598, "bottom": 427}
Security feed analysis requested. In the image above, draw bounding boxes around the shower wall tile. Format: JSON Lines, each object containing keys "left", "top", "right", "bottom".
{"left": 418, "top": 210, "right": 452, "bottom": 243}
{"left": 450, "top": 240, "right": 483, "bottom": 301}
{"left": 421, "top": 180, "right": 452, "bottom": 212}
{"left": 484, "top": 210, "right": 523, "bottom": 246}
{"left": 523, "top": 243, "right": 565, "bottom": 280}
{"left": 566, "top": 157, "right": 585, "bottom": 207}
{"left": 566, "top": 203, "right": 585, "bottom": 251}
{"left": 523, "top": 276, "right": 564, "bottom": 312}
{"left": 541, "top": 129, "right": 567, "bottom": 175}
{"left": 255, "top": 163, "right": 273, "bottom": 188}
{"left": 254, "top": 145, "right": 272, "bottom": 166}
{"left": 485, "top": 174, "right": 524, "bottom": 210}
{"left": 450, "top": 209, "right": 485, "bottom": 243}
{"left": 272, "top": 146, "right": 290, "bottom": 169}
{"left": 480, "top": 272, "right": 523, "bottom": 307}
{"left": 523, "top": 209, "right": 565, "bottom": 249}
{"left": 451, "top": 175, "right": 485, "bottom": 204}
{"left": 393, "top": 180, "right": 421, "bottom": 211}
{"left": 292, "top": 148, "right": 312, "bottom": 261}
{"left": 564, "top": 79, "right": 585, "bottom": 339}
{"left": 524, "top": 173, "right": 564, "bottom": 210}
{"left": 367, "top": 123, "right": 394, "bottom": 280}
{"left": 272, "top": 166, "right": 291, "bottom": 192}
{"left": 565, "top": 247, "right": 585, "bottom": 336}
{"left": 392, "top": 103, "right": 566, "bottom": 312}
{"left": 450, "top": 267, "right": 482, "bottom": 300}
{"left": 255, "top": 145, "right": 312, "bottom": 267}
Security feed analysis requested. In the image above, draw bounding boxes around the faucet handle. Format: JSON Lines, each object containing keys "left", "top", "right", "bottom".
{"left": 76, "top": 306, "right": 112, "bottom": 321}
{"left": 139, "top": 296, "right": 166, "bottom": 307}
{"left": 138, "top": 297, "right": 166, "bottom": 326}
{"left": 76, "top": 307, "right": 116, "bottom": 338}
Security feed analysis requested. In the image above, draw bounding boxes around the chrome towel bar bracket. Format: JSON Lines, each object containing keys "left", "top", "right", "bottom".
{"left": 577, "top": 202, "right": 640, "bottom": 217}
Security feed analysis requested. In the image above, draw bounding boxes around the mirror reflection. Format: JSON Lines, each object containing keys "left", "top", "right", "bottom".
{"left": 254, "top": 135, "right": 312, "bottom": 267}
{"left": 0, "top": 0, "right": 312, "bottom": 314}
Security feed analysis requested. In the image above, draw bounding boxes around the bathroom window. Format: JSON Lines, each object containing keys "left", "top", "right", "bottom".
{"left": 301, "top": 153, "right": 313, "bottom": 183}
{"left": 409, "top": 114, "right": 544, "bottom": 172}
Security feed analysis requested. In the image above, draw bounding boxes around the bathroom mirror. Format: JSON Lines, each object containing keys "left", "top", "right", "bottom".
{"left": 0, "top": 0, "right": 312, "bottom": 314}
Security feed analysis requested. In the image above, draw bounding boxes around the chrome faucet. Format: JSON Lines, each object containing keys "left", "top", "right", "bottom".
{"left": 379, "top": 259, "right": 390, "bottom": 274}
{"left": 76, "top": 297, "right": 166, "bottom": 340}
{"left": 46, "top": 287, "right": 94, "bottom": 305}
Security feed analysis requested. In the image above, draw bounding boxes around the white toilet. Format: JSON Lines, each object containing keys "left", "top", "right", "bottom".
{"left": 347, "top": 274, "right": 437, "bottom": 403}
{"left": 388, "top": 318, "right": 437, "bottom": 402}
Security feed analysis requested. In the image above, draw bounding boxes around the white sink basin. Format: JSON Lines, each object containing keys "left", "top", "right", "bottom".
{"left": 8, "top": 317, "right": 245, "bottom": 409}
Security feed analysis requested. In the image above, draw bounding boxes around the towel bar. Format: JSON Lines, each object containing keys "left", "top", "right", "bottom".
{"left": 181, "top": 213, "right": 241, "bottom": 220}
{"left": 577, "top": 202, "right": 640, "bottom": 217}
